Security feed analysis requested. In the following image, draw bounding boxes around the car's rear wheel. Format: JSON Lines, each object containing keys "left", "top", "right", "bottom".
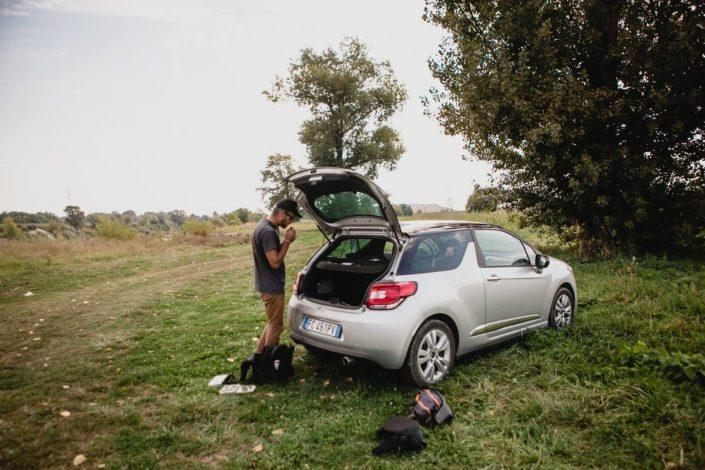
{"left": 549, "top": 287, "right": 574, "bottom": 328}
{"left": 403, "top": 319, "right": 456, "bottom": 387}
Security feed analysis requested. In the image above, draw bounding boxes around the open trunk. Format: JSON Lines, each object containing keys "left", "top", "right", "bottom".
{"left": 302, "top": 237, "right": 395, "bottom": 307}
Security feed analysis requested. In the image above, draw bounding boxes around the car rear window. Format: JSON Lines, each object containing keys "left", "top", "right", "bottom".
{"left": 313, "top": 191, "right": 384, "bottom": 221}
{"left": 397, "top": 230, "right": 472, "bottom": 274}
{"left": 327, "top": 238, "right": 394, "bottom": 260}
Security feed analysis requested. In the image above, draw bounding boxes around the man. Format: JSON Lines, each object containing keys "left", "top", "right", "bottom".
{"left": 251, "top": 198, "right": 302, "bottom": 356}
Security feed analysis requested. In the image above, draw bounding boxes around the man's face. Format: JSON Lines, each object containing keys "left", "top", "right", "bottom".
{"left": 279, "top": 210, "right": 295, "bottom": 228}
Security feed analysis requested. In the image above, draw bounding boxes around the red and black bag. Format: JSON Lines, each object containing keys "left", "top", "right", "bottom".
{"left": 410, "top": 388, "right": 453, "bottom": 427}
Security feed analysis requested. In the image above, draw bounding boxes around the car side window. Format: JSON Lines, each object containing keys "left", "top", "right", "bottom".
{"left": 474, "top": 230, "right": 530, "bottom": 267}
{"left": 397, "top": 230, "right": 471, "bottom": 274}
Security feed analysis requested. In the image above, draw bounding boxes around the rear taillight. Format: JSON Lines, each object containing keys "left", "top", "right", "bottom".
{"left": 293, "top": 272, "right": 304, "bottom": 295}
{"left": 365, "top": 281, "right": 417, "bottom": 310}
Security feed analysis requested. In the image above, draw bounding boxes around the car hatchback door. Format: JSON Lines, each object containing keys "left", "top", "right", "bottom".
{"left": 472, "top": 229, "right": 550, "bottom": 336}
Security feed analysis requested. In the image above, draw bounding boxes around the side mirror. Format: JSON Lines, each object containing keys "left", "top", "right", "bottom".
{"left": 535, "top": 254, "right": 550, "bottom": 269}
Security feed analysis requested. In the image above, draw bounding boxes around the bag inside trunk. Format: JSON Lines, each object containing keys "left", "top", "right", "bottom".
{"left": 302, "top": 237, "right": 395, "bottom": 307}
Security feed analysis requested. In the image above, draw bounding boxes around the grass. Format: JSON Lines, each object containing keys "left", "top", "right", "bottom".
{"left": 0, "top": 214, "right": 704, "bottom": 468}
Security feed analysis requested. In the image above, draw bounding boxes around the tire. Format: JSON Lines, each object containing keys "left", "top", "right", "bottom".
{"left": 549, "top": 287, "right": 574, "bottom": 328}
{"left": 403, "top": 319, "right": 456, "bottom": 387}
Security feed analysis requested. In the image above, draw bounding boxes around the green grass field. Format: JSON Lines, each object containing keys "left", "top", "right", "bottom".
{"left": 1, "top": 213, "right": 704, "bottom": 468}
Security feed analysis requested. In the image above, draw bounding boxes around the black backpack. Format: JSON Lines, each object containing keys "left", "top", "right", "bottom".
{"left": 240, "top": 344, "right": 295, "bottom": 384}
{"left": 372, "top": 416, "right": 426, "bottom": 456}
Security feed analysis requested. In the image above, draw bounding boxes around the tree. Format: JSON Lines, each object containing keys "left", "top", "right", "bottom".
{"left": 466, "top": 184, "right": 503, "bottom": 212}
{"left": 399, "top": 204, "right": 414, "bottom": 217}
{"left": 235, "top": 208, "right": 252, "bottom": 224}
{"left": 257, "top": 154, "right": 301, "bottom": 209}
{"left": 2, "top": 217, "right": 21, "bottom": 239}
{"left": 264, "top": 38, "right": 408, "bottom": 178}
{"left": 425, "top": 0, "right": 705, "bottom": 255}
{"left": 168, "top": 210, "right": 187, "bottom": 227}
{"left": 64, "top": 206, "right": 85, "bottom": 229}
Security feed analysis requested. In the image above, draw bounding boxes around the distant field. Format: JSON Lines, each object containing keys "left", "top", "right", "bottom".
{"left": 1, "top": 213, "right": 704, "bottom": 468}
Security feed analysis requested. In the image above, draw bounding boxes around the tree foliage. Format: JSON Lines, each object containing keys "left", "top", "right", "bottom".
{"left": 257, "top": 154, "right": 301, "bottom": 210}
{"left": 2, "top": 217, "right": 21, "bottom": 239}
{"left": 64, "top": 206, "right": 85, "bottom": 229}
{"left": 466, "top": 184, "right": 503, "bottom": 212}
{"left": 264, "top": 38, "right": 408, "bottom": 178}
{"left": 425, "top": 0, "right": 705, "bottom": 255}
{"left": 399, "top": 203, "right": 414, "bottom": 217}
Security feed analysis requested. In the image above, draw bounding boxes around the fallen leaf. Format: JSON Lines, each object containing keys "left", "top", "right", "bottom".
{"left": 345, "top": 377, "right": 353, "bottom": 383}
{"left": 62, "top": 385, "right": 70, "bottom": 389}
{"left": 252, "top": 443, "right": 263, "bottom": 453}
{"left": 271, "top": 429, "right": 284, "bottom": 435}
{"left": 251, "top": 337, "right": 258, "bottom": 342}
{"left": 322, "top": 380, "right": 330, "bottom": 387}
{"left": 82, "top": 301, "right": 89, "bottom": 304}
{"left": 227, "top": 357, "right": 235, "bottom": 363}
{"left": 72, "top": 454, "right": 86, "bottom": 466}
{"left": 33, "top": 337, "right": 41, "bottom": 341}
{"left": 298, "top": 378, "right": 305, "bottom": 383}
{"left": 97, "top": 464, "right": 105, "bottom": 469}
{"left": 489, "top": 409, "right": 496, "bottom": 416}
{"left": 24, "top": 291, "right": 34, "bottom": 297}
{"left": 265, "top": 392, "right": 275, "bottom": 397}
{"left": 60, "top": 410, "right": 71, "bottom": 417}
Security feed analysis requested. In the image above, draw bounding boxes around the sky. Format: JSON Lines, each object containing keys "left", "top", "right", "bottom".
{"left": 0, "top": 0, "right": 492, "bottom": 215}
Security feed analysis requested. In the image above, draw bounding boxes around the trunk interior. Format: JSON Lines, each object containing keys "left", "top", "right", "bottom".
{"left": 302, "top": 237, "right": 395, "bottom": 307}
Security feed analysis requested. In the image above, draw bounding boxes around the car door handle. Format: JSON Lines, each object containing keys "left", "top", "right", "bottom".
{"left": 487, "top": 274, "right": 502, "bottom": 282}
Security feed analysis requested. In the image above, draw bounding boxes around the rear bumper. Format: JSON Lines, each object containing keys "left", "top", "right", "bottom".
{"left": 287, "top": 295, "right": 418, "bottom": 369}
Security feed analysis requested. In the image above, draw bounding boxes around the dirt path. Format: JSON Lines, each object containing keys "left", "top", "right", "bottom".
{"left": 0, "top": 250, "right": 248, "bottom": 364}
{"left": 0, "top": 240, "right": 317, "bottom": 367}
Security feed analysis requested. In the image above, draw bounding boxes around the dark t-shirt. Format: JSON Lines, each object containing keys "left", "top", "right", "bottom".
{"left": 252, "top": 219, "right": 285, "bottom": 294}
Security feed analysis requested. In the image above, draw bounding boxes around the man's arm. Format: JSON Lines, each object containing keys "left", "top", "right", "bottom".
{"left": 265, "top": 227, "right": 296, "bottom": 269}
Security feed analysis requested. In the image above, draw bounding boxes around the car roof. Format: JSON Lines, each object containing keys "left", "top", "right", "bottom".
{"left": 400, "top": 219, "right": 496, "bottom": 236}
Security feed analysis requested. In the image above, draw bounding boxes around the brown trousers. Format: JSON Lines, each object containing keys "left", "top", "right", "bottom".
{"left": 255, "top": 293, "right": 285, "bottom": 353}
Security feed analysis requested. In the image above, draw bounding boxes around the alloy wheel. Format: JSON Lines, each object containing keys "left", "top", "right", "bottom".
{"left": 417, "top": 329, "right": 451, "bottom": 383}
{"left": 553, "top": 293, "right": 573, "bottom": 327}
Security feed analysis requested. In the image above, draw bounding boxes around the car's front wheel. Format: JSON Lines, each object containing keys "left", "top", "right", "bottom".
{"left": 549, "top": 287, "right": 574, "bottom": 328}
{"left": 403, "top": 319, "right": 456, "bottom": 387}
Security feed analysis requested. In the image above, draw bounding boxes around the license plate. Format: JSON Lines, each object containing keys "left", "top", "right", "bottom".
{"left": 303, "top": 316, "right": 342, "bottom": 338}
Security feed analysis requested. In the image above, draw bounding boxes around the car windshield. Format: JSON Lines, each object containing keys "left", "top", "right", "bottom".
{"left": 313, "top": 191, "right": 384, "bottom": 221}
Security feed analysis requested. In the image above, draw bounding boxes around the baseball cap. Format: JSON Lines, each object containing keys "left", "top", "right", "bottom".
{"left": 275, "top": 198, "right": 303, "bottom": 219}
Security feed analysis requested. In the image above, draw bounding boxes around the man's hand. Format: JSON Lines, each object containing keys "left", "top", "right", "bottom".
{"left": 284, "top": 226, "right": 297, "bottom": 243}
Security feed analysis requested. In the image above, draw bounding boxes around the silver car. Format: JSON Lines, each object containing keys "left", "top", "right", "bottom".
{"left": 286, "top": 167, "right": 577, "bottom": 386}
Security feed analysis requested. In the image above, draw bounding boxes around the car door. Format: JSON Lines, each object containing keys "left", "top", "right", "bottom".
{"left": 472, "top": 229, "right": 550, "bottom": 336}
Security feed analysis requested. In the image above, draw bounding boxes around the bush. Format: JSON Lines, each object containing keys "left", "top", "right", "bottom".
{"left": 46, "top": 221, "right": 64, "bottom": 236}
{"left": 2, "top": 217, "right": 21, "bottom": 239}
{"left": 95, "top": 216, "right": 138, "bottom": 240}
{"left": 182, "top": 219, "right": 215, "bottom": 237}
{"left": 235, "top": 208, "right": 251, "bottom": 223}
{"left": 223, "top": 212, "right": 242, "bottom": 225}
